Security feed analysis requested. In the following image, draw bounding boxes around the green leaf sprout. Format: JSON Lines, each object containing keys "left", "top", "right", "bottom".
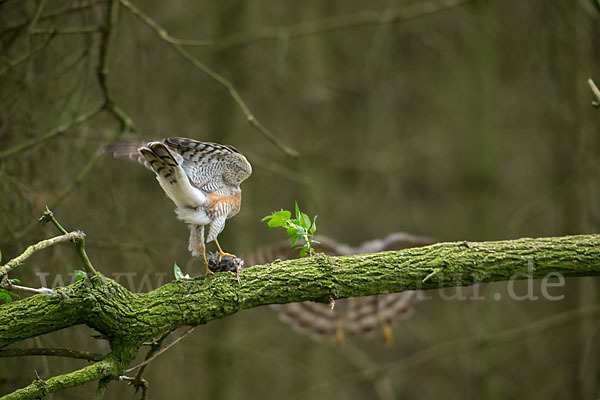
{"left": 74, "top": 270, "right": 87, "bottom": 281}
{"left": 0, "top": 289, "right": 19, "bottom": 303}
{"left": 262, "top": 202, "right": 319, "bottom": 257}
{"left": 173, "top": 262, "right": 190, "bottom": 280}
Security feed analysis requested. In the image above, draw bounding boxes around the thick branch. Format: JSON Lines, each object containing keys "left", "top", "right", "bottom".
{"left": 1, "top": 234, "right": 599, "bottom": 349}
{"left": 1, "top": 352, "right": 127, "bottom": 400}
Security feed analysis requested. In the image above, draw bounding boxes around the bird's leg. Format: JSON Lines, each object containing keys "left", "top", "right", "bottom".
{"left": 201, "top": 241, "right": 213, "bottom": 275}
{"left": 214, "top": 239, "right": 235, "bottom": 262}
{"left": 189, "top": 225, "right": 213, "bottom": 275}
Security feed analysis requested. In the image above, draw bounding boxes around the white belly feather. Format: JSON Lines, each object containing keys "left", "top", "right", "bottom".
{"left": 153, "top": 167, "right": 210, "bottom": 226}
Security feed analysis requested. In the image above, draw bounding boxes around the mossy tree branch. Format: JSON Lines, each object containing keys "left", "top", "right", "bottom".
{"left": 1, "top": 233, "right": 600, "bottom": 399}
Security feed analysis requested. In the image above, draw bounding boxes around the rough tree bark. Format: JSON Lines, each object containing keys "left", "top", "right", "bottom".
{"left": 1, "top": 233, "right": 599, "bottom": 399}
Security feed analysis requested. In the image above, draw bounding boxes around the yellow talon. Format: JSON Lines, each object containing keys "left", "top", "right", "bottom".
{"left": 202, "top": 245, "right": 213, "bottom": 275}
{"left": 214, "top": 239, "right": 236, "bottom": 262}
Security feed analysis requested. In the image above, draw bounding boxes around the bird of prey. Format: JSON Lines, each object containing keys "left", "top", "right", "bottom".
{"left": 244, "top": 232, "right": 435, "bottom": 346}
{"left": 106, "top": 137, "right": 252, "bottom": 274}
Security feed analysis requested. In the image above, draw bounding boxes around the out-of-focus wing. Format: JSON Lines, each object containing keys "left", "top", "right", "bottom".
{"left": 244, "top": 233, "right": 435, "bottom": 344}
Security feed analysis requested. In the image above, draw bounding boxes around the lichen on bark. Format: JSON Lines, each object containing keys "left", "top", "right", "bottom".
{"left": 1, "top": 234, "right": 600, "bottom": 399}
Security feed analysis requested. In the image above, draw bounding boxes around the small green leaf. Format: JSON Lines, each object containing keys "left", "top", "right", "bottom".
{"left": 286, "top": 227, "right": 298, "bottom": 237}
{"left": 173, "top": 262, "right": 190, "bottom": 280}
{"left": 300, "top": 213, "right": 311, "bottom": 229}
{"left": 262, "top": 202, "right": 319, "bottom": 259}
{"left": 291, "top": 235, "right": 300, "bottom": 246}
{"left": 0, "top": 289, "right": 19, "bottom": 303}
{"left": 309, "top": 215, "right": 318, "bottom": 234}
{"left": 263, "top": 210, "right": 291, "bottom": 228}
{"left": 74, "top": 270, "right": 87, "bottom": 281}
{"left": 8, "top": 278, "right": 20, "bottom": 285}
{"left": 174, "top": 262, "right": 184, "bottom": 280}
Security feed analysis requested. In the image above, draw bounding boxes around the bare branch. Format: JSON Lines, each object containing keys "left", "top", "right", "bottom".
{"left": 295, "top": 305, "right": 600, "bottom": 397}
{"left": 31, "top": 25, "right": 104, "bottom": 35}
{"left": 39, "top": 208, "right": 98, "bottom": 276}
{"left": 0, "top": 35, "right": 54, "bottom": 77}
{"left": 0, "top": 105, "right": 103, "bottom": 161}
{"left": 120, "top": 0, "right": 299, "bottom": 158}
{"left": 206, "top": 0, "right": 472, "bottom": 53}
{"left": 119, "top": 376, "right": 149, "bottom": 399}
{"left": 0, "top": 347, "right": 103, "bottom": 362}
{"left": 5, "top": 284, "right": 55, "bottom": 296}
{"left": 0, "top": 232, "right": 83, "bottom": 280}
{"left": 27, "top": 0, "right": 49, "bottom": 34}
{"left": 125, "top": 327, "right": 196, "bottom": 373}
{"left": 132, "top": 330, "right": 173, "bottom": 387}
{"left": 587, "top": 78, "right": 600, "bottom": 107}
{"left": 95, "top": 379, "right": 110, "bottom": 400}
{"left": 2, "top": 1, "right": 107, "bottom": 35}
{"left": 1, "top": 357, "right": 120, "bottom": 400}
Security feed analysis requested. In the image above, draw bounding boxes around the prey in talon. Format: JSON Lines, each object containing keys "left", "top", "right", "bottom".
{"left": 106, "top": 137, "right": 251, "bottom": 275}
{"left": 206, "top": 252, "right": 245, "bottom": 283}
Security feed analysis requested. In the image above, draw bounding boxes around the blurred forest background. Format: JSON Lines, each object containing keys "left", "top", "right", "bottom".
{"left": 1, "top": 0, "right": 600, "bottom": 398}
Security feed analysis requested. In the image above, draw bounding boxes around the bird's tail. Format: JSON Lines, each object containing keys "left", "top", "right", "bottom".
{"left": 104, "top": 141, "right": 152, "bottom": 170}
{"left": 138, "top": 142, "right": 181, "bottom": 185}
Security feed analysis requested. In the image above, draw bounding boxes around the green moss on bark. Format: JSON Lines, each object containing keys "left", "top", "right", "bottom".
{"left": 1, "top": 234, "right": 600, "bottom": 399}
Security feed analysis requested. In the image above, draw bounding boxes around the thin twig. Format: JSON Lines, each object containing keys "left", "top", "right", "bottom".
{"left": 31, "top": 25, "right": 104, "bottom": 35}
{"left": 132, "top": 330, "right": 172, "bottom": 387}
{"left": 291, "top": 305, "right": 600, "bottom": 399}
{"left": 0, "top": 105, "right": 103, "bottom": 160}
{"left": 587, "top": 78, "right": 600, "bottom": 107}
{"left": 28, "top": 0, "right": 49, "bottom": 34}
{"left": 120, "top": 376, "right": 149, "bottom": 400}
{"left": 15, "top": 122, "right": 131, "bottom": 239}
{"left": 39, "top": 208, "right": 98, "bottom": 276}
{"left": 120, "top": 0, "right": 298, "bottom": 158}
{"left": 50, "top": 128, "right": 128, "bottom": 207}
{"left": 4, "top": 284, "right": 55, "bottom": 296}
{"left": 96, "top": 0, "right": 134, "bottom": 140}
{"left": 97, "top": 0, "right": 120, "bottom": 109}
{"left": 2, "top": 0, "right": 107, "bottom": 35}
{"left": 125, "top": 327, "right": 196, "bottom": 372}
{"left": 73, "top": 234, "right": 97, "bottom": 276}
{"left": 12, "top": 0, "right": 134, "bottom": 238}
{"left": 0, "top": 347, "right": 104, "bottom": 361}
{"left": 0, "top": 35, "right": 54, "bottom": 77}
{"left": 206, "top": 0, "right": 472, "bottom": 54}
{"left": 39, "top": 207, "right": 68, "bottom": 234}
{"left": 247, "top": 152, "right": 310, "bottom": 186}
{"left": 0, "top": 232, "right": 83, "bottom": 280}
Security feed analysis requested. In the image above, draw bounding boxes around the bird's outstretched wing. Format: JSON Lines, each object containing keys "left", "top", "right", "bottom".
{"left": 244, "top": 233, "right": 435, "bottom": 344}
{"left": 164, "top": 137, "right": 252, "bottom": 193}
{"left": 105, "top": 137, "right": 252, "bottom": 193}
